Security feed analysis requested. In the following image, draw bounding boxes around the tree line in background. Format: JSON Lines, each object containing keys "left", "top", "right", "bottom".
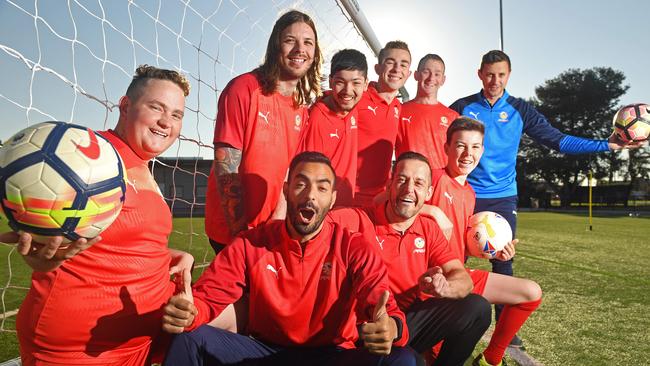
{"left": 516, "top": 67, "right": 650, "bottom": 208}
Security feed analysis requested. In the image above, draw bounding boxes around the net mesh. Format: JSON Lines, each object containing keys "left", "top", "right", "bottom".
{"left": 0, "top": 0, "right": 376, "bottom": 350}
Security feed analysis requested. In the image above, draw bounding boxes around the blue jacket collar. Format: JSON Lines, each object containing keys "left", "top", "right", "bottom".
{"left": 477, "top": 89, "right": 510, "bottom": 108}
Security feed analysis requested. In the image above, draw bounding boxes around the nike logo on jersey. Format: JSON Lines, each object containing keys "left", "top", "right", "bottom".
{"left": 468, "top": 111, "right": 480, "bottom": 120}
{"left": 401, "top": 116, "right": 412, "bottom": 124}
{"left": 444, "top": 191, "right": 453, "bottom": 204}
{"left": 258, "top": 111, "right": 270, "bottom": 124}
{"left": 266, "top": 264, "right": 280, "bottom": 278}
{"left": 329, "top": 129, "right": 340, "bottom": 139}
{"left": 375, "top": 236, "right": 385, "bottom": 250}
{"left": 75, "top": 128, "right": 101, "bottom": 160}
{"left": 367, "top": 105, "right": 378, "bottom": 115}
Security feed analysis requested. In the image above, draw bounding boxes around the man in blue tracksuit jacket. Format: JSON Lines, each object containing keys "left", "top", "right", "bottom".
{"left": 450, "top": 50, "right": 642, "bottom": 350}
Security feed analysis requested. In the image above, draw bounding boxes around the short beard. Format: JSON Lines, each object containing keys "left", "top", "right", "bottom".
{"left": 287, "top": 201, "right": 331, "bottom": 237}
{"left": 390, "top": 198, "right": 421, "bottom": 221}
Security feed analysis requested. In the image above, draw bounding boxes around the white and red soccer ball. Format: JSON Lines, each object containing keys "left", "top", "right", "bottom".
{"left": 0, "top": 122, "right": 126, "bottom": 243}
{"left": 466, "top": 211, "right": 512, "bottom": 259}
{"left": 613, "top": 103, "right": 650, "bottom": 143}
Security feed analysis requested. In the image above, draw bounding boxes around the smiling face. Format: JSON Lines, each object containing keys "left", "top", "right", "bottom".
{"left": 278, "top": 21, "right": 316, "bottom": 81}
{"left": 117, "top": 78, "right": 185, "bottom": 160}
{"left": 445, "top": 130, "right": 484, "bottom": 182}
{"left": 375, "top": 48, "right": 411, "bottom": 92}
{"left": 284, "top": 161, "right": 337, "bottom": 242}
{"left": 415, "top": 58, "right": 446, "bottom": 98}
{"left": 329, "top": 69, "right": 367, "bottom": 114}
{"left": 388, "top": 158, "right": 433, "bottom": 221}
{"left": 478, "top": 60, "right": 510, "bottom": 104}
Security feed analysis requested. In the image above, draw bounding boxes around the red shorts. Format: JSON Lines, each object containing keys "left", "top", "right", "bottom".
{"left": 467, "top": 268, "right": 489, "bottom": 295}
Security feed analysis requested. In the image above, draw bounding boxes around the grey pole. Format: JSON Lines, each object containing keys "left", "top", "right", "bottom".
{"left": 499, "top": 0, "right": 504, "bottom": 50}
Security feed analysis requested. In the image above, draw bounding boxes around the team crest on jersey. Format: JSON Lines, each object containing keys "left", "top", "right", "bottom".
{"left": 440, "top": 116, "right": 449, "bottom": 126}
{"left": 350, "top": 116, "right": 357, "bottom": 129}
{"left": 320, "top": 262, "right": 333, "bottom": 280}
{"left": 294, "top": 115, "right": 302, "bottom": 131}
{"left": 394, "top": 106, "right": 399, "bottom": 119}
{"left": 498, "top": 111, "right": 509, "bottom": 122}
{"left": 413, "top": 237, "right": 426, "bottom": 254}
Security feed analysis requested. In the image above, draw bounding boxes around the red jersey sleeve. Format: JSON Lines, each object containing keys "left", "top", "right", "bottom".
{"left": 300, "top": 106, "right": 327, "bottom": 154}
{"left": 431, "top": 168, "right": 445, "bottom": 188}
{"left": 395, "top": 111, "right": 406, "bottom": 157}
{"left": 422, "top": 216, "right": 460, "bottom": 267}
{"left": 214, "top": 73, "right": 258, "bottom": 150}
{"left": 190, "top": 236, "right": 248, "bottom": 329}
{"left": 346, "top": 232, "right": 409, "bottom": 347}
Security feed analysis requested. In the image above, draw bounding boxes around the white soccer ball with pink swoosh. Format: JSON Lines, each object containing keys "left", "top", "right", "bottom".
{"left": 0, "top": 122, "right": 126, "bottom": 243}
{"left": 465, "top": 211, "right": 512, "bottom": 259}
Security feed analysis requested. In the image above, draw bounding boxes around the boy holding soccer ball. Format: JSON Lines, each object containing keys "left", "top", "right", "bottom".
{"left": 426, "top": 117, "right": 542, "bottom": 366}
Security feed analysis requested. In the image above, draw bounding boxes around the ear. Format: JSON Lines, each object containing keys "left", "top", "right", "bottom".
{"left": 425, "top": 185, "right": 434, "bottom": 201}
{"left": 374, "top": 63, "right": 381, "bottom": 76}
{"left": 328, "top": 76, "right": 334, "bottom": 90}
{"left": 477, "top": 68, "right": 482, "bottom": 79}
{"left": 414, "top": 70, "right": 421, "bottom": 81}
{"left": 119, "top": 95, "right": 130, "bottom": 116}
{"left": 440, "top": 74, "right": 447, "bottom": 86}
{"left": 363, "top": 78, "right": 369, "bottom": 91}
{"left": 330, "top": 190, "right": 337, "bottom": 209}
{"left": 283, "top": 181, "right": 289, "bottom": 198}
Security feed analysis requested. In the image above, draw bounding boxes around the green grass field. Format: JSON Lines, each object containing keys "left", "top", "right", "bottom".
{"left": 1, "top": 212, "right": 649, "bottom": 365}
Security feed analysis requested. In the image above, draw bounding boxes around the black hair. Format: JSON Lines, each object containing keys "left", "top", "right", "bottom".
{"left": 330, "top": 49, "right": 368, "bottom": 78}
{"left": 288, "top": 151, "right": 336, "bottom": 185}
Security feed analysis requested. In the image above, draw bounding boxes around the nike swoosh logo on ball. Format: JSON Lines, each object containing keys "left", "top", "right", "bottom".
{"left": 75, "top": 128, "right": 101, "bottom": 159}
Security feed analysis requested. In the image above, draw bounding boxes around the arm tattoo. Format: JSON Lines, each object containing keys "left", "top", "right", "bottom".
{"left": 214, "top": 146, "right": 246, "bottom": 236}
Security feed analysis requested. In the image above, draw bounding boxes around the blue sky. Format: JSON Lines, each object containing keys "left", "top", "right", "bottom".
{"left": 0, "top": 0, "right": 647, "bottom": 158}
{"left": 358, "top": 0, "right": 650, "bottom": 107}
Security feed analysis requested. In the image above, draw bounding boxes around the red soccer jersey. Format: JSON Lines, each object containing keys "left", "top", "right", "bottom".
{"left": 17, "top": 130, "right": 176, "bottom": 365}
{"left": 300, "top": 97, "right": 359, "bottom": 207}
{"left": 396, "top": 101, "right": 459, "bottom": 169}
{"left": 364, "top": 202, "right": 458, "bottom": 310}
{"left": 429, "top": 168, "right": 476, "bottom": 261}
{"left": 190, "top": 208, "right": 408, "bottom": 349}
{"left": 205, "top": 72, "right": 308, "bottom": 244}
{"left": 354, "top": 83, "right": 402, "bottom": 206}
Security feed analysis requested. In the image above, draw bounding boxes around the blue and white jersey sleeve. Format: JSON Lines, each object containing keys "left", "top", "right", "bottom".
{"left": 450, "top": 90, "right": 610, "bottom": 199}
{"left": 514, "top": 98, "right": 609, "bottom": 154}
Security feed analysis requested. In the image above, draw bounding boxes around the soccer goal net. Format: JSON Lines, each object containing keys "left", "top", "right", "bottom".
{"left": 0, "top": 0, "right": 377, "bottom": 356}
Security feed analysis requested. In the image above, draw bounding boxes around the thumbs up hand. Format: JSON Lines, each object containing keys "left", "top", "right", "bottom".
{"left": 179, "top": 268, "right": 194, "bottom": 303}
{"left": 360, "top": 290, "right": 398, "bottom": 355}
{"left": 162, "top": 268, "right": 197, "bottom": 334}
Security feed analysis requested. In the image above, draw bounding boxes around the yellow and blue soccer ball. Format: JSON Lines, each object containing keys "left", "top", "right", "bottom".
{"left": 0, "top": 122, "right": 126, "bottom": 243}
{"left": 613, "top": 103, "right": 650, "bottom": 142}
{"left": 465, "top": 211, "right": 512, "bottom": 259}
